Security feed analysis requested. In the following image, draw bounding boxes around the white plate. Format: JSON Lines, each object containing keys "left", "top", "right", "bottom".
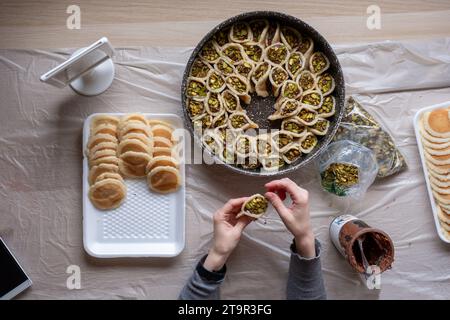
{"left": 83, "top": 113, "right": 186, "bottom": 257}
{"left": 413, "top": 101, "right": 450, "bottom": 244}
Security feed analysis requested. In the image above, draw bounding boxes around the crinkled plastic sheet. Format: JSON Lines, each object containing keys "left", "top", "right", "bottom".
{"left": 0, "top": 38, "right": 449, "bottom": 300}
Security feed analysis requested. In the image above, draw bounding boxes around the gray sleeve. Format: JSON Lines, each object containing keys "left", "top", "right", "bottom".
{"left": 287, "top": 239, "right": 327, "bottom": 300}
{"left": 178, "top": 255, "right": 225, "bottom": 300}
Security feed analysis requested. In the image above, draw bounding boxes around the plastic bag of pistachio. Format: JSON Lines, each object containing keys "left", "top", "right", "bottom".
{"left": 318, "top": 140, "right": 379, "bottom": 197}
{"left": 334, "top": 97, "right": 407, "bottom": 179}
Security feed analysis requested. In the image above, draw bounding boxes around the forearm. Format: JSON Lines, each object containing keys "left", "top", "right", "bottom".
{"left": 286, "top": 239, "right": 327, "bottom": 300}
{"left": 178, "top": 255, "right": 226, "bottom": 300}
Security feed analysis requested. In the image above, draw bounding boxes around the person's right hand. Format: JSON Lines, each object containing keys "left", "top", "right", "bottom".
{"left": 265, "top": 178, "right": 316, "bottom": 258}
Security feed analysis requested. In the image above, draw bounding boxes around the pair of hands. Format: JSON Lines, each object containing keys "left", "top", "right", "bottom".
{"left": 204, "top": 178, "right": 316, "bottom": 272}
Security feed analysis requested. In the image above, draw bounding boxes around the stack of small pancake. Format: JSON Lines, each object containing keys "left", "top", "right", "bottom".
{"left": 87, "top": 115, "right": 126, "bottom": 210}
{"left": 86, "top": 114, "right": 182, "bottom": 211}
{"left": 419, "top": 107, "right": 450, "bottom": 239}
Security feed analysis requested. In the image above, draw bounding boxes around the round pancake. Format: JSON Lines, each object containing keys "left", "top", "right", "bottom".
{"left": 426, "top": 159, "right": 450, "bottom": 175}
{"left": 119, "top": 151, "right": 152, "bottom": 167}
{"left": 432, "top": 190, "right": 450, "bottom": 205}
{"left": 118, "top": 158, "right": 147, "bottom": 178}
{"left": 89, "top": 156, "right": 119, "bottom": 167}
{"left": 429, "top": 174, "right": 450, "bottom": 188}
{"left": 437, "top": 205, "right": 450, "bottom": 223}
{"left": 424, "top": 152, "right": 450, "bottom": 166}
{"left": 147, "top": 119, "right": 173, "bottom": 130}
{"left": 423, "top": 145, "right": 450, "bottom": 156}
{"left": 91, "top": 123, "right": 118, "bottom": 137}
{"left": 87, "top": 133, "right": 118, "bottom": 150}
{"left": 151, "top": 124, "right": 174, "bottom": 141}
{"left": 89, "top": 163, "right": 119, "bottom": 185}
{"left": 87, "top": 141, "right": 118, "bottom": 158}
{"left": 147, "top": 166, "right": 181, "bottom": 194}
{"left": 430, "top": 183, "right": 450, "bottom": 195}
{"left": 153, "top": 147, "right": 174, "bottom": 158}
{"left": 88, "top": 178, "right": 126, "bottom": 210}
{"left": 440, "top": 219, "right": 450, "bottom": 232}
{"left": 428, "top": 165, "right": 449, "bottom": 181}
{"left": 91, "top": 115, "right": 120, "bottom": 129}
{"left": 421, "top": 136, "right": 450, "bottom": 150}
{"left": 423, "top": 108, "right": 450, "bottom": 138}
{"left": 95, "top": 172, "right": 124, "bottom": 183}
{"left": 121, "top": 132, "right": 153, "bottom": 146}
{"left": 146, "top": 156, "right": 179, "bottom": 174}
{"left": 90, "top": 149, "right": 117, "bottom": 161}
{"left": 118, "top": 139, "right": 152, "bottom": 156}
{"left": 419, "top": 120, "right": 449, "bottom": 144}
{"left": 118, "top": 121, "right": 152, "bottom": 140}
{"left": 119, "top": 114, "right": 147, "bottom": 129}
{"left": 153, "top": 136, "right": 173, "bottom": 148}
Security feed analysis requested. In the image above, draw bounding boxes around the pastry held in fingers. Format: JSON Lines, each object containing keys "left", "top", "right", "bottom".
{"left": 237, "top": 194, "right": 269, "bottom": 219}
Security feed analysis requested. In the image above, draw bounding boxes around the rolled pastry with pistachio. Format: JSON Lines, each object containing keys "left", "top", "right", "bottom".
{"left": 240, "top": 155, "right": 261, "bottom": 170}
{"left": 249, "top": 19, "right": 269, "bottom": 45}
{"left": 192, "top": 113, "right": 213, "bottom": 133}
{"left": 235, "top": 134, "right": 257, "bottom": 158}
{"left": 264, "top": 43, "right": 289, "bottom": 67}
{"left": 206, "top": 70, "right": 226, "bottom": 93}
{"left": 296, "top": 70, "right": 317, "bottom": 92}
{"left": 213, "top": 28, "right": 230, "bottom": 48}
{"left": 268, "top": 99, "right": 301, "bottom": 120}
{"left": 186, "top": 77, "right": 208, "bottom": 100}
{"left": 280, "top": 26, "right": 302, "bottom": 51}
{"left": 214, "top": 57, "right": 236, "bottom": 77}
{"left": 300, "top": 89, "right": 323, "bottom": 110}
{"left": 297, "top": 106, "right": 319, "bottom": 126}
{"left": 204, "top": 91, "right": 224, "bottom": 116}
{"left": 286, "top": 51, "right": 306, "bottom": 79}
{"left": 235, "top": 61, "right": 255, "bottom": 93}
{"left": 199, "top": 40, "right": 221, "bottom": 64}
{"left": 282, "top": 144, "right": 302, "bottom": 164}
{"left": 229, "top": 22, "right": 253, "bottom": 43}
{"left": 220, "top": 89, "right": 242, "bottom": 113}
{"left": 251, "top": 61, "right": 271, "bottom": 97}
{"left": 279, "top": 80, "right": 302, "bottom": 100}
{"left": 272, "top": 130, "right": 295, "bottom": 152}
{"left": 211, "top": 109, "right": 229, "bottom": 129}
{"left": 242, "top": 42, "right": 264, "bottom": 64}
{"left": 190, "top": 58, "right": 213, "bottom": 79}
{"left": 225, "top": 73, "right": 251, "bottom": 104}
{"left": 237, "top": 194, "right": 269, "bottom": 219}
{"left": 202, "top": 130, "right": 224, "bottom": 155}
{"left": 269, "top": 66, "right": 289, "bottom": 97}
{"left": 316, "top": 95, "right": 336, "bottom": 118}
{"left": 281, "top": 117, "right": 307, "bottom": 138}
{"left": 299, "top": 132, "right": 318, "bottom": 153}
{"left": 256, "top": 134, "right": 274, "bottom": 158}
{"left": 186, "top": 98, "right": 206, "bottom": 119}
{"left": 228, "top": 111, "right": 259, "bottom": 132}
{"left": 221, "top": 43, "right": 246, "bottom": 65}
{"left": 309, "top": 117, "right": 330, "bottom": 136}
{"left": 261, "top": 155, "right": 286, "bottom": 172}
{"left": 265, "top": 21, "right": 280, "bottom": 47}
{"left": 316, "top": 72, "right": 335, "bottom": 96}
{"left": 309, "top": 51, "right": 330, "bottom": 75}
{"left": 298, "top": 37, "right": 314, "bottom": 67}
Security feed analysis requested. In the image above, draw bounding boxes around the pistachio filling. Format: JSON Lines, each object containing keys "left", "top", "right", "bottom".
{"left": 272, "top": 67, "right": 288, "bottom": 85}
{"left": 207, "top": 93, "right": 221, "bottom": 113}
{"left": 236, "top": 62, "right": 253, "bottom": 78}
{"left": 213, "top": 29, "right": 229, "bottom": 47}
{"left": 298, "top": 109, "right": 316, "bottom": 123}
{"left": 213, "top": 113, "right": 227, "bottom": 127}
{"left": 223, "top": 92, "right": 238, "bottom": 111}
{"left": 187, "top": 80, "right": 207, "bottom": 98}
{"left": 285, "top": 148, "right": 301, "bottom": 162}
{"left": 236, "top": 137, "right": 251, "bottom": 154}
{"left": 231, "top": 115, "right": 248, "bottom": 129}
{"left": 282, "top": 27, "right": 300, "bottom": 48}
{"left": 275, "top": 133, "right": 292, "bottom": 149}
{"left": 321, "top": 163, "right": 359, "bottom": 196}
{"left": 243, "top": 44, "right": 262, "bottom": 62}
{"left": 288, "top": 53, "right": 303, "bottom": 75}
{"left": 191, "top": 59, "right": 210, "bottom": 78}
{"left": 227, "top": 76, "right": 247, "bottom": 94}
{"left": 283, "top": 121, "right": 305, "bottom": 134}
{"left": 204, "top": 135, "right": 220, "bottom": 153}
{"left": 318, "top": 96, "right": 334, "bottom": 114}
{"left": 298, "top": 72, "right": 315, "bottom": 91}
{"left": 283, "top": 82, "right": 301, "bottom": 99}
{"left": 267, "top": 44, "right": 288, "bottom": 64}
{"left": 301, "top": 134, "right": 318, "bottom": 149}
{"left": 217, "top": 59, "right": 234, "bottom": 75}
{"left": 194, "top": 115, "right": 212, "bottom": 130}
{"left": 257, "top": 139, "right": 272, "bottom": 155}
{"left": 223, "top": 46, "right": 243, "bottom": 63}
{"left": 244, "top": 196, "right": 268, "bottom": 214}
{"left": 311, "top": 53, "right": 328, "bottom": 74}
{"left": 317, "top": 73, "right": 334, "bottom": 94}
{"left": 254, "top": 62, "right": 269, "bottom": 81}
{"left": 281, "top": 101, "right": 298, "bottom": 116}
{"left": 266, "top": 157, "right": 285, "bottom": 168}
{"left": 208, "top": 72, "right": 225, "bottom": 90}
{"left": 201, "top": 41, "right": 220, "bottom": 62}
{"left": 187, "top": 99, "right": 204, "bottom": 118}
{"left": 302, "top": 92, "right": 321, "bottom": 106}
{"left": 233, "top": 23, "right": 249, "bottom": 41}
{"left": 312, "top": 119, "right": 328, "bottom": 132}
{"left": 249, "top": 20, "right": 266, "bottom": 42}
{"left": 298, "top": 38, "right": 311, "bottom": 54}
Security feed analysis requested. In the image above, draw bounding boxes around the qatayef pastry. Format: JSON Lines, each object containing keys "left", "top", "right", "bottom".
{"left": 153, "top": 147, "right": 174, "bottom": 158}
{"left": 282, "top": 145, "right": 302, "bottom": 164}
{"left": 215, "top": 57, "right": 235, "bottom": 76}
{"left": 90, "top": 149, "right": 117, "bottom": 161}
{"left": 316, "top": 95, "right": 336, "bottom": 118}
{"left": 235, "top": 135, "right": 257, "bottom": 157}
{"left": 95, "top": 172, "right": 124, "bottom": 184}
{"left": 89, "top": 178, "right": 126, "bottom": 210}
{"left": 419, "top": 120, "right": 449, "bottom": 144}
{"left": 206, "top": 70, "right": 226, "bottom": 93}
{"left": 229, "top": 22, "right": 253, "bottom": 43}
{"left": 249, "top": 19, "right": 269, "bottom": 44}
{"left": 272, "top": 130, "right": 295, "bottom": 152}
{"left": 235, "top": 61, "right": 255, "bottom": 88}
{"left": 87, "top": 141, "right": 117, "bottom": 159}
{"left": 286, "top": 51, "right": 305, "bottom": 79}
{"left": 91, "top": 123, "right": 118, "bottom": 137}
{"left": 280, "top": 80, "right": 302, "bottom": 100}
{"left": 229, "top": 111, "right": 259, "bottom": 132}
{"left": 205, "top": 92, "right": 224, "bottom": 116}
{"left": 186, "top": 98, "right": 205, "bottom": 119}
{"left": 147, "top": 166, "right": 181, "bottom": 194}
{"left": 243, "top": 42, "right": 264, "bottom": 63}
{"left": 91, "top": 115, "right": 120, "bottom": 129}
{"left": 153, "top": 136, "right": 173, "bottom": 148}
{"left": 296, "top": 70, "right": 317, "bottom": 92}
{"left": 317, "top": 73, "right": 335, "bottom": 96}
{"left": 422, "top": 108, "right": 450, "bottom": 138}
{"left": 281, "top": 118, "right": 307, "bottom": 138}
{"left": 256, "top": 134, "right": 274, "bottom": 158}
{"left": 190, "top": 58, "right": 212, "bottom": 79}
{"left": 202, "top": 130, "right": 223, "bottom": 155}
{"left": 89, "top": 163, "right": 119, "bottom": 185}
{"left": 251, "top": 61, "right": 271, "bottom": 97}
{"left": 299, "top": 132, "right": 318, "bottom": 153}
{"left": 117, "top": 139, "right": 152, "bottom": 156}
{"left": 88, "top": 133, "right": 118, "bottom": 149}
{"left": 213, "top": 28, "right": 230, "bottom": 47}
{"left": 89, "top": 156, "right": 119, "bottom": 168}
{"left": 264, "top": 43, "right": 289, "bottom": 67}
{"left": 265, "top": 21, "right": 280, "bottom": 46}
{"left": 221, "top": 89, "right": 242, "bottom": 113}
{"left": 300, "top": 89, "right": 323, "bottom": 109}
{"left": 193, "top": 113, "right": 213, "bottom": 133}
{"left": 269, "top": 66, "right": 289, "bottom": 97}
{"left": 146, "top": 156, "right": 179, "bottom": 174}
{"left": 121, "top": 132, "right": 152, "bottom": 147}
{"left": 309, "top": 118, "right": 330, "bottom": 136}
{"left": 297, "top": 106, "right": 319, "bottom": 126}
{"left": 211, "top": 110, "right": 229, "bottom": 129}
{"left": 261, "top": 155, "right": 286, "bottom": 171}
{"left": 298, "top": 37, "right": 314, "bottom": 66}
{"left": 424, "top": 152, "right": 450, "bottom": 166}
{"left": 186, "top": 77, "right": 208, "bottom": 100}
{"left": 222, "top": 43, "right": 245, "bottom": 65}
{"left": 237, "top": 194, "right": 268, "bottom": 219}
{"left": 309, "top": 52, "right": 330, "bottom": 75}
{"left": 199, "top": 40, "right": 221, "bottom": 64}
{"left": 268, "top": 99, "right": 301, "bottom": 120}
{"left": 151, "top": 124, "right": 174, "bottom": 141}
{"left": 118, "top": 121, "right": 152, "bottom": 140}
{"left": 225, "top": 74, "right": 251, "bottom": 104}
{"left": 147, "top": 119, "right": 174, "bottom": 130}
{"left": 280, "top": 26, "right": 302, "bottom": 51}
{"left": 240, "top": 155, "right": 261, "bottom": 170}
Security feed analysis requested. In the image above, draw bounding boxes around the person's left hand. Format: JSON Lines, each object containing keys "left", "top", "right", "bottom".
{"left": 203, "top": 197, "right": 253, "bottom": 272}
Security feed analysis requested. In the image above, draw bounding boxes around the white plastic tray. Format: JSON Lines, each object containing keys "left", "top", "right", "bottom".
{"left": 413, "top": 101, "right": 450, "bottom": 244}
{"left": 82, "top": 113, "right": 186, "bottom": 257}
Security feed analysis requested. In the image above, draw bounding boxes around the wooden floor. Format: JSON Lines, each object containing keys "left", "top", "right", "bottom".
{"left": 1, "top": 0, "right": 450, "bottom": 49}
